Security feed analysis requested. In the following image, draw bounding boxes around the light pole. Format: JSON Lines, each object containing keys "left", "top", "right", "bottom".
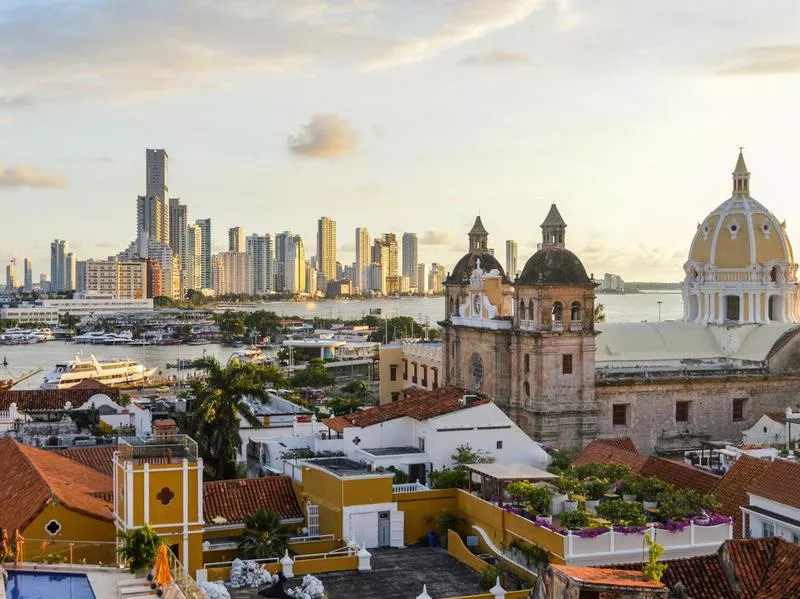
{"left": 657, "top": 300, "right": 663, "bottom": 322}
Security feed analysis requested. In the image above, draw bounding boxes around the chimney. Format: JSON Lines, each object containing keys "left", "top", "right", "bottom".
{"left": 153, "top": 418, "right": 177, "bottom": 441}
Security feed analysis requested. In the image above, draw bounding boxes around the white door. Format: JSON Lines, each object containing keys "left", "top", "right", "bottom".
{"left": 389, "top": 511, "right": 405, "bottom": 548}
{"left": 349, "top": 513, "right": 379, "bottom": 548}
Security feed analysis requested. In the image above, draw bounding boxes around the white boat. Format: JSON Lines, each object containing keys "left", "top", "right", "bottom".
{"left": 228, "top": 348, "right": 268, "bottom": 365}
{"left": 40, "top": 355, "right": 158, "bottom": 389}
{"left": 73, "top": 331, "right": 108, "bottom": 344}
{"left": 102, "top": 331, "right": 134, "bottom": 345}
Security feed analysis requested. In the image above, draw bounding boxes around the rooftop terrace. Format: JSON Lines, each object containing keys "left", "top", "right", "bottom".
{"left": 117, "top": 435, "right": 198, "bottom": 463}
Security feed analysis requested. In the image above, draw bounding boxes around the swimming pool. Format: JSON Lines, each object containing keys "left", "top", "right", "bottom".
{"left": 6, "top": 571, "right": 96, "bottom": 599}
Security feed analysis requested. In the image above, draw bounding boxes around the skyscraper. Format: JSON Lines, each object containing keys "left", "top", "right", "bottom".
{"left": 169, "top": 198, "right": 188, "bottom": 268}
{"left": 246, "top": 234, "right": 274, "bottom": 295}
{"left": 355, "top": 227, "right": 370, "bottom": 294}
{"left": 505, "top": 240, "right": 518, "bottom": 279}
{"left": 377, "top": 233, "right": 399, "bottom": 294}
{"left": 402, "top": 232, "right": 418, "bottom": 289}
{"left": 5, "top": 260, "right": 17, "bottom": 292}
{"left": 417, "top": 263, "right": 427, "bottom": 295}
{"left": 195, "top": 218, "right": 212, "bottom": 289}
{"left": 228, "top": 226, "right": 245, "bottom": 253}
{"left": 65, "top": 253, "right": 76, "bottom": 291}
{"left": 286, "top": 236, "right": 306, "bottom": 294}
{"left": 185, "top": 224, "right": 203, "bottom": 291}
{"left": 316, "top": 216, "right": 337, "bottom": 284}
{"left": 137, "top": 149, "right": 170, "bottom": 245}
{"left": 23, "top": 258, "right": 32, "bottom": 292}
{"left": 146, "top": 149, "right": 168, "bottom": 203}
{"left": 50, "top": 239, "right": 69, "bottom": 292}
{"left": 212, "top": 251, "right": 252, "bottom": 295}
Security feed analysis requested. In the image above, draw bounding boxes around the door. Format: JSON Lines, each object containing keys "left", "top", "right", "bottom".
{"left": 378, "top": 511, "right": 391, "bottom": 547}
{"left": 408, "top": 463, "right": 427, "bottom": 486}
{"left": 349, "top": 512, "right": 379, "bottom": 548}
{"left": 389, "top": 511, "right": 405, "bottom": 548}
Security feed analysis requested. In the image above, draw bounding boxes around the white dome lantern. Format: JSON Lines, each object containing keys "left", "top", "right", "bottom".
{"left": 683, "top": 150, "right": 800, "bottom": 325}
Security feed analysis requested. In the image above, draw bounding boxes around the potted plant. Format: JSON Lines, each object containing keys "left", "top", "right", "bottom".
{"left": 560, "top": 509, "right": 590, "bottom": 531}
{"left": 639, "top": 477, "right": 670, "bottom": 510}
{"left": 117, "top": 524, "right": 163, "bottom": 574}
{"left": 507, "top": 481, "right": 535, "bottom": 507}
{"left": 619, "top": 477, "right": 640, "bottom": 502}
{"left": 528, "top": 486, "right": 553, "bottom": 524}
{"left": 582, "top": 478, "right": 609, "bottom": 513}
{"left": 555, "top": 476, "right": 581, "bottom": 513}
{"left": 436, "top": 509, "right": 464, "bottom": 549}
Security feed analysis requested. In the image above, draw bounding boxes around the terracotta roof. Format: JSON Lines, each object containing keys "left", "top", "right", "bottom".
{"left": 0, "top": 436, "right": 113, "bottom": 532}
{"left": 203, "top": 476, "right": 303, "bottom": 526}
{"left": 323, "top": 386, "right": 485, "bottom": 433}
{"left": 746, "top": 458, "right": 800, "bottom": 509}
{"left": 712, "top": 455, "right": 771, "bottom": 537}
{"left": 572, "top": 438, "right": 646, "bottom": 471}
{"left": 57, "top": 445, "right": 117, "bottom": 476}
{"left": 0, "top": 383, "right": 120, "bottom": 412}
{"left": 659, "top": 553, "right": 735, "bottom": 597}
{"left": 639, "top": 457, "right": 720, "bottom": 494}
{"left": 764, "top": 411, "right": 787, "bottom": 424}
{"left": 552, "top": 565, "right": 665, "bottom": 589}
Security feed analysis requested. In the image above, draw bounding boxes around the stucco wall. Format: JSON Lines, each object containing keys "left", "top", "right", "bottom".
{"left": 23, "top": 504, "right": 116, "bottom": 564}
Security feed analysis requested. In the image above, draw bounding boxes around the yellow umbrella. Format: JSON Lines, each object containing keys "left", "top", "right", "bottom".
{"left": 152, "top": 544, "right": 172, "bottom": 588}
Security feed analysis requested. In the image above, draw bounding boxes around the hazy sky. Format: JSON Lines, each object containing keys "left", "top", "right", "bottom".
{"left": 2, "top": 0, "right": 800, "bottom": 282}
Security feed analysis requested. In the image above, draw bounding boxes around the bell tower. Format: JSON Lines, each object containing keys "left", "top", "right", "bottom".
{"left": 468, "top": 216, "right": 489, "bottom": 252}
{"left": 540, "top": 204, "right": 567, "bottom": 248}
{"left": 732, "top": 148, "right": 750, "bottom": 196}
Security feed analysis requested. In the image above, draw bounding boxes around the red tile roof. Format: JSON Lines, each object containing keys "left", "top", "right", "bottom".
{"left": 203, "top": 476, "right": 303, "bottom": 526}
{"left": 659, "top": 553, "right": 735, "bottom": 597}
{"left": 323, "top": 386, "right": 484, "bottom": 433}
{"left": 746, "top": 458, "right": 800, "bottom": 509}
{"left": 0, "top": 382, "right": 120, "bottom": 412}
{"left": 764, "top": 411, "right": 787, "bottom": 424}
{"left": 0, "top": 436, "right": 113, "bottom": 532}
{"left": 712, "top": 455, "right": 771, "bottom": 538}
{"left": 57, "top": 445, "right": 117, "bottom": 477}
{"left": 639, "top": 457, "right": 720, "bottom": 494}
{"left": 572, "top": 438, "right": 647, "bottom": 471}
{"left": 551, "top": 565, "right": 665, "bottom": 589}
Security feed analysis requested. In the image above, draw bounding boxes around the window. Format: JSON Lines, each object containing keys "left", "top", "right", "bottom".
{"left": 391, "top": 392, "right": 400, "bottom": 402}
{"left": 519, "top": 300, "right": 526, "bottom": 320}
{"left": 552, "top": 302, "right": 563, "bottom": 322}
{"left": 726, "top": 295, "right": 740, "bottom": 321}
{"left": 403, "top": 359, "right": 408, "bottom": 380}
{"left": 562, "top": 354, "right": 573, "bottom": 374}
{"left": 421, "top": 365, "right": 428, "bottom": 386}
{"left": 157, "top": 487, "right": 175, "bottom": 506}
{"left": 792, "top": 532, "right": 800, "bottom": 544}
{"left": 570, "top": 301, "right": 581, "bottom": 321}
{"left": 496, "top": 440, "right": 503, "bottom": 450}
{"left": 732, "top": 398, "right": 745, "bottom": 422}
{"left": 763, "top": 522, "right": 775, "bottom": 537}
{"left": 523, "top": 381, "right": 530, "bottom": 397}
{"left": 524, "top": 353, "right": 530, "bottom": 374}
{"left": 390, "top": 364, "right": 397, "bottom": 381}
{"left": 418, "top": 437, "right": 425, "bottom": 451}
{"left": 676, "top": 401, "right": 690, "bottom": 423}
{"left": 612, "top": 404, "right": 628, "bottom": 427}
{"left": 432, "top": 368, "right": 439, "bottom": 390}
{"left": 45, "top": 519, "right": 62, "bottom": 536}
{"left": 412, "top": 362, "right": 418, "bottom": 384}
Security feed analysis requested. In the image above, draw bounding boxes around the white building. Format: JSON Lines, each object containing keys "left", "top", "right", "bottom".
{"left": 1, "top": 297, "right": 154, "bottom": 324}
{"left": 246, "top": 234, "right": 274, "bottom": 295}
{"left": 212, "top": 251, "right": 252, "bottom": 295}
{"left": 742, "top": 408, "right": 800, "bottom": 446}
{"left": 741, "top": 459, "right": 800, "bottom": 544}
{"left": 505, "top": 240, "right": 518, "bottom": 279}
{"left": 73, "top": 393, "right": 152, "bottom": 437}
{"left": 255, "top": 386, "right": 550, "bottom": 485}
{"left": 355, "top": 227, "right": 370, "bottom": 294}
{"left": 402, "top": 232, "right": 418, "bottom": 289}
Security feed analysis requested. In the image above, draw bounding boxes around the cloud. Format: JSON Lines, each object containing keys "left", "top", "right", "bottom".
{"left": 287, "top": 114, "right": 357, "bottom": 158}
{"left": 339, "top": 242, "right": 356, "bottom": 253}
{"left": 554, "top": 0, "right": 581, "bottom": 31}
{"left": 0, "top": 94, "right": 36, "bottom": 109}
{"left": 720, "top": 44, "right": 800, "bottom": 76}
{"left": 0, "top": 163, "right": 66, "bottom": 189}
{"left": 574, "top": 242, "right": 685, "bottom": 281}
{"left": 365, "top": 0, "right": 544, "bottom": 70}
{"left": 421, "top": 230, "right": 455, "bottom": 245}
{"left": 460, "top": 50, "right": 529, "bottom": 66}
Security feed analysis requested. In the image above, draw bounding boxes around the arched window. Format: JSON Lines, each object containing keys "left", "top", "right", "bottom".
{"left": 449, "top": 297, "right": 455, "bottom": 316}
{"left": 552, "top": 302, "right": 563, "bottom": 323}
{"left": 771, "top": 266, "right": 778, "bottom": 282}
{"left": 523, "top": 381, "right": 530, "bottom": 397}
{"left": 529, "top": 299, "right": 534, "bottom": 320}
{"left": 524, "top": 353, "right": 530, "bottom": 374}
{"left": 519, "top": 299, "right": 526, "bottom": 321}
{"left": 570, "top": 302, "right": 581, "bottom": 322}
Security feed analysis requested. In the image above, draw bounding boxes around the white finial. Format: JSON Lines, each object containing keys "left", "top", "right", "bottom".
{"left": 417, "top": 584, "right": 433, "bottom": 599}
{"left": 476, "top": 258, "right": 481, "bottom": 270}
{"left": 490, "top": 576, "right": 506, "bottom": 598}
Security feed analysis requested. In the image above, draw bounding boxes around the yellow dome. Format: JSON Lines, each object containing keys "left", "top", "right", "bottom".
{"left": 688, "top": 153, "right": 794, "bottom": 269}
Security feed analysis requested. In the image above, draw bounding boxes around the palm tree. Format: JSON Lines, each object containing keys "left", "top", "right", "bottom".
{"left": 185, "top": 356, "right": 287, "bottom": 480}
{"left": 593, "top": 303, "right": 607, "bottom": 324}
{"left": 117, "top": 524, "right": 162, "bottom": 573}
{"left": 237, "top": 509, "right": 293, "bottom": 559}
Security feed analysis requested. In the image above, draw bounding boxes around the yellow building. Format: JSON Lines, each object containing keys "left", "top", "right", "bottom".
{"left": 378, "top": 341, "right": 442, "bottom": 404}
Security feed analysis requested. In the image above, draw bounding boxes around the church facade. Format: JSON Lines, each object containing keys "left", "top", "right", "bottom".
{"left": 442, "top": 152, "right": 800, "bottom": 453}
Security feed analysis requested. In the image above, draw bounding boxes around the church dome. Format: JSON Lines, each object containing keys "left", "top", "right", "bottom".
{"left": 687, "top": 152, "right": 794, "bottom": 270}
{"left": 448, "top": 251, "right": 509, "bottom": 284}
{"left": 517, "top": 247, "right": 591, "bottom": 286}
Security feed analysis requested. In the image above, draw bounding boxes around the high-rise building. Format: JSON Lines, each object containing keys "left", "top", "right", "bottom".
{"left": 195, "top": 218, "right": 212, "bottom": 289}
{"left": 285, "top": 236, "right": 306, "bottom": 294}
{"left": 316, "top": 217, "right": 337, "bottom": 285}
{"left": 274, "top": 231, "right": 297, "bottom": 292}
{"left": 306, "top": 264, "right": 318, "bottom": 297}
{"left": 429, "top": 263, "right": 445, "bottom": 294}
{"left": 417, "top": 263, "right": 427, "bottom": 295}
{"left": 65, "top": 253, "right": 76, "bottom": 291}
{"left": 228, "top": 226, "right": 245, "bottom": 253}
{"left": 246, "top": 234, "right": 274, "bottom": 295}
{"left": 185, "top": 224, "right": 203, "bottom": 292}
{"left": 137, "top": 195, "right": 169, "bottom": 245}
{"left": 402, "top": 232, "right": 418, "bottom": 289}
{"left": 39, "top": 274, "right": 50, "bottom": 293}
{"left": 5, "top": 260, "right": 17, "bottom": 292}
{"left": 23, "top": 258, "right": 32, "bottom": 292}
{"left": 212, "top": 251, "right": 252, "bottom": 295}
{"left": 365, "top": 264, "right": 384, "bottom": 294}
{"left": 50, "top": 239, "right": 69, "bottom": 292}
{"left": 146, "top": 240, "right": 179, "bottom": 299}
{"left": 75, "top": 259, "right": 147, "bottom": 299}
{"left": 169, "top": 198, "right": 188, "bottom": 267}
{"left": 355, "top": 227, "right": 370, "bottom": 294}
{"left": 372, "top": 234, "right": 399, "bottom": 293}
{"left": 505, "top": 240, "right": 518, "bottom": 279}
{"left": 146, "top": 148, "right": 169, "bottom": 201}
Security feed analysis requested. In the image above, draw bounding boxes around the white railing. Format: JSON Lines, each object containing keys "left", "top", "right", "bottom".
{"left": 518, "top": 320, "right": 538, "bottom": 332}
{"left": 393, "top": 481, "right": 430, "bottom": 493}
{"left": 569, "top": 320, "right": 582, "bottom": 331}
{"left": 288, "top": 534, "right": 334, "bottom": 545}
{"left": 552, "top": 320, "right": 564, "bottom": 332}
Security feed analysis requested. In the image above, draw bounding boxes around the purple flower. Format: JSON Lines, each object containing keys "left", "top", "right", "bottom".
{"left": 574, "top": 527, "right": 610, "bottom": 539}
{"left": 614, "top": 525, "right": 647, "bottom": 535}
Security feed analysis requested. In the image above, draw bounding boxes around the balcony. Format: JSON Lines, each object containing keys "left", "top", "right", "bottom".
{"left": 393, "top": 481, "right": 430, "bottom": 494}
{"left": 518, "top": 320, "right": 538, "bottom": 332}
{"left": 117, "top": 435, "right": 199, "bottom": 463}
{"left": 569, "top": 320, "right": 582, "bottom": 331}
{"left": 551, "top": 320, "right": 564, "bottom": 332}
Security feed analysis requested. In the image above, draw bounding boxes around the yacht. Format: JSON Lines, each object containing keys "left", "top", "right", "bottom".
{"left": 102, "top": 331, "right": 134, "bottom": 345}
{"left": 228, "top": 348, "right": 268, "bottom": 365}
{"left": 40, "top": 355, "right": 158, "bottom": 389}
{"left": 73, "top": 331, "right": 108, "bottom": 344}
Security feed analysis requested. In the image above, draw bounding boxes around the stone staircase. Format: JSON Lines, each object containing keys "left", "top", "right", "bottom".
{"left": 117, "top": 576, "right": 186, "bottom": 599}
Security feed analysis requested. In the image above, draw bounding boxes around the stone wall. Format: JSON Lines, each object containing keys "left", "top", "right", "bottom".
{"left": 596, "top": 374, "right": 800, "bottom": 454}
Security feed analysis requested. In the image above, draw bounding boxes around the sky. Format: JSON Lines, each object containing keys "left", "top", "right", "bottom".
{"left": 2, "top": 0, "right": 800, "bottom": 282}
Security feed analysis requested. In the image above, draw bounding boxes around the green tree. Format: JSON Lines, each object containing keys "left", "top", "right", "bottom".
{"left": 451, "top": 443, "right": 495, "bottom": 469}
{"left": 215, "top": 310, "right": 245, "bottom": 343}
{"left": 58, "top": 312, "right": 80, "bottom": 330}
{"left": 184, "top": 357, "right": 277, "bottom": 480}
{"left": 429, "top": 469, "right": 468, "bottom": 489}
{"left": 593, "top": 303, "right": 606, "bottom": 324}
{"left": 291, "top": 358, "right": 335, "bottom": 387}
{"left": 117, "top": 524, "right": 162, "bottom": 573}
{"left": 244, "top": 310, "right": 281, "bottom": 341}
{"left": 643, "top": 535, "right": 668, "bottom": 582}
{"left": 237, "top": 509, "right": 293, "bottom": 559}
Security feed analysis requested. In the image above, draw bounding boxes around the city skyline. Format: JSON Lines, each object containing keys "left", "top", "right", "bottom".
{"left": 2, "top": 1, "right": 800, "bottom": 282}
